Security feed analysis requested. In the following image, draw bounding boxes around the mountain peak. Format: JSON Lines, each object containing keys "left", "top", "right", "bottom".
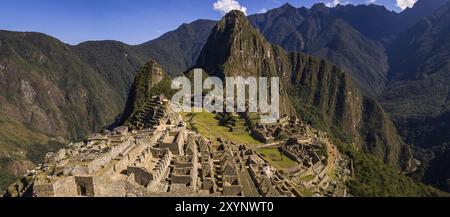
{"left": 218, "top": 10, "right": 251, "bottom": 31}
{"left": 195, "top": 9, "right": 270, "bottom": 78}
{"left": 280, "top": 3, "right": 295, "bottom": 9}
{"left": 225, "top": 9, "right": 246, "bottom": 18}
{"left": 194, "top": 9, "right": 296, "bottom": 115}
{"left": 400, "top": 0, "right": 450, "bottom": 27}
{"left": 311, "top": 3, "right": 329, "bottom": 12}
{"left": 119, "top": 59, "right": 174, "bottom": 127}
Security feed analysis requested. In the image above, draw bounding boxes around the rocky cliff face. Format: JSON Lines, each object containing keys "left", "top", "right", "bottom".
{"left": 196, "top": 10, "right": 411, "bottom": 169}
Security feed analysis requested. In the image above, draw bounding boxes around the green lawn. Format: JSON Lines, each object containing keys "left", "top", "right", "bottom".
{"left": 258, "top": 147, "right": 298, "bottom": 169}
{"left": 181, "top": 111, "right": 262, "bottom": 146}
{"left": 293, "top": 185, "right": 315, "bottom": 197}
{"left": 298, "top": 174, "right": 316, "bottom": 182}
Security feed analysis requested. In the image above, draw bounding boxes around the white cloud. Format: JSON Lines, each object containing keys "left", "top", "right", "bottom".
{"left": 325, "top": 0, "right": 350, "bottom": 8}
{"left": 213, "top": 0, "right": 247, "bottom": 15}
{"left": 258, "top": 8, "right": 268, "bottom": 13}
{"left": 366, "top": 0, "right": 377, "bottom": 4}
{"left": 396, "top": 0, "right": 417, "bottom": 10}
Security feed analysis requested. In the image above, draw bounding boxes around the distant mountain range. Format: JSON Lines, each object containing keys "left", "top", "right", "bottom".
{"left": 382, "top": 1, "right": 450, "bottom": 191}
{"left": 1, "top": 0, "right": 450, "bottom": 194}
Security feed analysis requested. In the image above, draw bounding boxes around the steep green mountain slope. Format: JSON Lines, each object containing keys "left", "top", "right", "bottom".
{"left": 74, "top": 40, "right": 148, "bottom": 100}
{"left": 384, "top": 3, "right": 450, "bottom": 116}
{"left": 330, "top": 0, "right": 450, "bottom": 44}
{"left": 399, "top": 0, "right": 450, "bottom": 30}
{"left": 0, "top": 113, "right": 46, "bottom": 193}
{"left": 74, "top": 19, "right": 216, "bottom": 92}
{"left": 196, "top": 10, "right": 411, "bottom": 171}
{"left": 134, "top": 19, "right": 216, "bottom": 76}
{"left": 381, "top": 2, "right": 450, "bottom": 191}
{"left": 345, "top": 146, "right": 445, "bottom": 197}
{"left": 424, "top": 149, "right": 450, "bottom": 192}
{"left": 383, "top": 1, "right": 450, "bottom": 138}
{"left": 287, "top": 53, "right": 412, "bottom": 169}
{"left": 0, "top": 31, "right": 123, "bottom": 138}
{"left": 0, "top": 31, "right": 124, "bottom": 191}
{"left": 329, "top": 4, "right": 401, "bottom": 44}
{"left": 248, "top": 3, "right": 389, "bottom": 95}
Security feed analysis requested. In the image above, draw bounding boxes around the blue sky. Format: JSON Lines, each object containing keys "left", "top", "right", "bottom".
{"left": 0, "top": 0, "right": 413, "bottom": 45}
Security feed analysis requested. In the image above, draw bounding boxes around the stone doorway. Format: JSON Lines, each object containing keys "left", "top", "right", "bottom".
{"left": 75, "top": 176, "right": 95, "bottom": 197}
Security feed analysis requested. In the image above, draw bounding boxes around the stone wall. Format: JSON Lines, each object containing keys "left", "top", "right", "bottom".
{"left": 87, "top": 139, "right": 134, "bottom": 173}
{"left": 174, "top": 156, "right": 193, "bottom": 168}
{"left": 159, "top": 131, "right": 185, "bottom": 155}
{"left": 151, "top": 147, "right": 168, "bottom": 158}
{"left": 33, "top": 184, "right": 55, "bottom": 197}
{"left": 223, "top": 185, "right": 242, "bottom": 196}
{"left": 34, "top": 176, "right": 78, "bottom": 197}
{"left": 251, "top": 130, "right": 273, "bottom": 144}
{"left": 171, "top": 175, "right": 192, "bottom": 185}
{"left": 92, "top": 177, "right": 126, "bottom": 197}
{"left": 202, "top": 178, "right": 215, "bottom": 192}
{"left": 53, "top": 177, "right": 78, "bottom": 196}
{"left": 127, "top": 167, "right": 153, "bottom": 186}
{"left": 149, "top": 151, "right": 172, "bottom": 185}
{"left": 280, "top": 147, "right": 301, "bottom": 163}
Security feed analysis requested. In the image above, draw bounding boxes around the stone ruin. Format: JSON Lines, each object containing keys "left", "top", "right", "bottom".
{"left": 4, "top": 97, "right": 350, "bottom": 197}
{"left": 250, "top": 115, "right": 310, "bottom": 144}
{"left": 247, "top": 158, "right": 297, "bottom": 197}
{"left": 281, "top": 136, "right": 323, "bottom": 168}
